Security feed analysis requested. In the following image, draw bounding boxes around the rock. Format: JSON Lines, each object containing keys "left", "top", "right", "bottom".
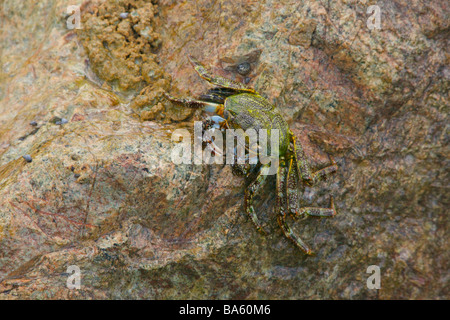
{"left": 76, "top": 0, "right": 164, "bottom": 92}
{"left": 0, "top": 0, "right": 447, "bottom": 300}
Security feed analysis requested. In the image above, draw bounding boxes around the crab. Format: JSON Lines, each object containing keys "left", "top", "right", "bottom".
{"left": 165, "top": 56, "right": 338, "bottom": 255}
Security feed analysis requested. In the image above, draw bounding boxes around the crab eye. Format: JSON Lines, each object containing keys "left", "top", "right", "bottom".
{"left": 236, "top": 62, "right": 251, "bottom": 75}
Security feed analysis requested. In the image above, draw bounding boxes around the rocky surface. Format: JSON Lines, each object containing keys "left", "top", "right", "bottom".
{"left": 0, "top": 0, "right": 448, "bottom": 299}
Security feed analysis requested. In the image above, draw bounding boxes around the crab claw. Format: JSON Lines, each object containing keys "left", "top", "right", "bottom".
{"left": 164, "top": 92, "right": 224, "bottom": 115}
{"left": 211, "top": 115, "right": 226, "bottom": 124}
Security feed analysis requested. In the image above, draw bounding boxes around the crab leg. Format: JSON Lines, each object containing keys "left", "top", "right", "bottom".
{"left": 295, "top": 196, "right": 337, "bottom": 218}
{"left": 283, "top": 156, "right": 336, "bottom": 252}
{"left": 286, "top": 158, "right": 300, "bottom": 215}
{"left": 231, "top": 163, "right": 253, "bottom": 176}
{"left": 277, "top": 217, "right": 313, "bottom": 255}
{"left": 291, "top": 133, "right": 313, "bottom": 183}
{"left": 245, "top": 164, "right": 271, "bottom": 234}
{"left": 290, "top": 150, "right": 337, "bottom": 218}
{"left": 286, "top": 157, "right": 336, "bottom": 218}
{"left": 164, "top": 93, "right": 224, "bottom": 114}
{"left": 276, "top": 162, "right": 313, "bottom": 255}
{"left": 188, "top": 55, "right": 255, "bottom": 93}
{"left": 291, "top": 133, "right": 338, "bottom": 185}
{"left": 309, "top": 159, "right": 338, "bottom": 185}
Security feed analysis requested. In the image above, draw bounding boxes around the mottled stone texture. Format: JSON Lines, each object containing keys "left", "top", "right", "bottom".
{"left": 0, "top": 0, "right": 448, "bottom": 299}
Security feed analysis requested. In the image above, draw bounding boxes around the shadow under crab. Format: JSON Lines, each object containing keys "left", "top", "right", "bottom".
{"left": 166, "top": 56, "right": 339, "bottom": 255}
